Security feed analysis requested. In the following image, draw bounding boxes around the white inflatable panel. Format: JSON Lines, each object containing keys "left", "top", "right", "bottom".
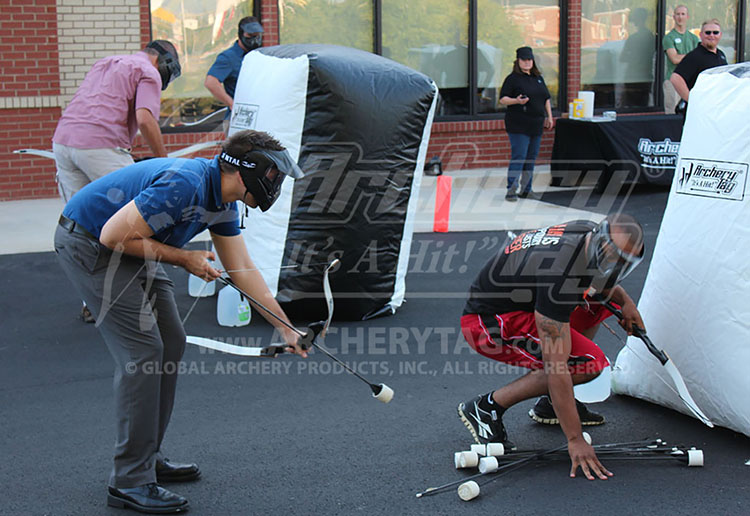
{"left": 612, "top": 63, "right": 750, "bottom": 436}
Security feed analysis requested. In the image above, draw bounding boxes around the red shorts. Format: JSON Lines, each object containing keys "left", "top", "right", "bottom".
{"left": 461, "top": 303, "right": 613, "bottom": 375}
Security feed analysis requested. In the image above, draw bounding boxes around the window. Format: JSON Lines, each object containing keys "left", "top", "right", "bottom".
{"left": 382, "top": 0, "right": 470, "bottom": 115}
{"left": 151, "top": 0, "right": 255, "bottom": 132}
{"left": 581, "top": 2, "right": 658, "bottom": 110}
{"left": 478, "top": 0, "right": 560, "bottom": 113}
{"left": 684, "top": 1, "right": 737, "bottom": 63}
{"left": 279, "top": 0, "right": 373, "bottom": 51}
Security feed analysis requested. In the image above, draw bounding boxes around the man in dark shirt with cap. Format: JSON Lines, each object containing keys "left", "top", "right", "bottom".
{"left": 205, "top": 16, "right": 264, "bottom": 132}
{"left": 671, "top": 19, "right": 727, "bottom": 103}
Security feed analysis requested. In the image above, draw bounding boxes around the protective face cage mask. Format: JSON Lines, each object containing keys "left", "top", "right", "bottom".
{"left": 239, "top": 21, "right": 264, "bottom": 51}
{"left": 147, "top": 41, "right": 181, "bottom": 91}
{"left": 587, "top": 219, "right": 644, "bottom": 285}
{"left": 219, "top": 148, "right": 303, "bottom": 212}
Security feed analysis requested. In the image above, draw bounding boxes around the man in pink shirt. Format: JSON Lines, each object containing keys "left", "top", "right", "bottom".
{"left": 53, "top": 40, "right": 180, "bottom": 322}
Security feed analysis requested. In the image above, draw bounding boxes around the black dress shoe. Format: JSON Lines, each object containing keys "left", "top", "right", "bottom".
{"left": 107, "top": 483, "right": 188, "bottom": 514}
{"left": 156, "top": 458, "right": 201, "bottom": 483}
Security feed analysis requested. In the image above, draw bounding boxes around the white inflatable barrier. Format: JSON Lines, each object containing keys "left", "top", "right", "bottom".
{"left": 612, "top": 63, "right": 750, "bottom": 437}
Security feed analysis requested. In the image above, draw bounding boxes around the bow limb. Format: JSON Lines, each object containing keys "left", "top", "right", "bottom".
{"left": 186, "top": 335, "right": 286, "bottom": 357}
{"left": 661, "top": 358, "right": 714, "bottom": 427}
{"left": 319, "top": 259, "right": 339, "bottom": 338}
{"left": 600, "top": 299, "right": 714, "bottom": 428}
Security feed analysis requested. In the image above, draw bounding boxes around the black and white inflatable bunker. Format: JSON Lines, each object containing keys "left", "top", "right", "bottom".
{"left": 229, "top": 44, "right": 438, "bottom": 320}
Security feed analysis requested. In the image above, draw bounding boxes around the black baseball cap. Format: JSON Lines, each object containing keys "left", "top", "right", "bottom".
{"left": 516, "top": 46, "right": 534, "bottom": 60}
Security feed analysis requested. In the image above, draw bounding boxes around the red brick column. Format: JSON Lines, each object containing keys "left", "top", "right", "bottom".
{"left": 260, "top": 1, "right": 280, "bottom": 46}
{"left": 566, "top": 0, "right": 582, "bottom": 105}
{"left": 140, "top": 0, "right": 152, "bottom": 46}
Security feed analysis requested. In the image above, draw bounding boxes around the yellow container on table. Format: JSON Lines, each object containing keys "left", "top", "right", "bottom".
{"left": 572, "top": 98, "right": 585, "bottom": 119}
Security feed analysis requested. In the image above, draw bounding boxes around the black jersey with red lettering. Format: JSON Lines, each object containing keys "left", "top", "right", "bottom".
{"left": 463, "top": 220, "right": 598, "bottom": 322}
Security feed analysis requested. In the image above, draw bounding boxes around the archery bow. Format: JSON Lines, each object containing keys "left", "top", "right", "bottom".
{"left": 601, "top": 299, "right": 714, "bottom": 428}
{"left": 186, "top": 259, "right": 339, "bottom": 357}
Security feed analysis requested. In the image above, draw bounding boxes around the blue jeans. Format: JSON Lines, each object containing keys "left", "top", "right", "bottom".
{"left": 507, "top": 132, "right": 542, "bottom": 192}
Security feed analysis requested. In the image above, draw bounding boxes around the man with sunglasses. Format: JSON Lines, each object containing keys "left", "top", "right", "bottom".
{"left": 457, "top": 214, "right": 645, "bottom": 481}
{"left": 54, "top": 129, "right": 306, "bottom": 513}
{"left": 671, "top": 19, "right": 727, "bottom": 105}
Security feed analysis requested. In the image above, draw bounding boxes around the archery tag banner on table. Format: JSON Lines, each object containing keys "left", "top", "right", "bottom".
{"left": 230, "top": 44, "right": 438, "bottom": 321}
{"left": 612, "top": 62, "right": 750, "bottom": 437}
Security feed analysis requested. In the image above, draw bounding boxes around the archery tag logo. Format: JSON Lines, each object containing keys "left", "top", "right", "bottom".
{"left": 675, "top": 158, "right": 748, "bottom": 201}
{"left": 637, "top": 138, "right": 680, "bottom": 179}
{"left": 229, "top": 103, "right": 259, "bottom": 131}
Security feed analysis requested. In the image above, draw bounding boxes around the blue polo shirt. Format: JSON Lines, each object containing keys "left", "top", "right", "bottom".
{"left": 207, "top": 41, "right": 246, "bottom": 100}
{"left": 63, "top": 156, "right": 240, "bottom": 248}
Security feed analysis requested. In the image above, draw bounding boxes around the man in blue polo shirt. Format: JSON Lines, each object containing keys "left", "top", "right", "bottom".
{"left": 54, "top": 129, "right": 305, "bottom": 514}
{"left": 205, "top": 16, "right": 264, "bottom": 132}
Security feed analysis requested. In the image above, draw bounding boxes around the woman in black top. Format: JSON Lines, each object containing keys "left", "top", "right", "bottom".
{"left": 499, "top": 47, "right": 554, "bottom": 201}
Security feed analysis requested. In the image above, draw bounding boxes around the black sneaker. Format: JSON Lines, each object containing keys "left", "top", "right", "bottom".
{"left": 528, "top": 395, "right": 605, "bottom": 426}
{"left": 505, "top": 189, "right": 518, "bottom": 202}
{"left": 457, "top": 394, "right": 516, "bottom": 449}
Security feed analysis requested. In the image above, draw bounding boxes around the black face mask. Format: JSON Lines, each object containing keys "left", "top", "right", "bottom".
{"left": 240, "top": 34, "right": 262, "bottom": 52}
{"left": 146, "top": 41, "right": 181, "bottom": 90}
{"left": 220, "top": 151, "right": 285, "bottom": 212}
{"left": 586, "top": 220, "right": 644, "bottom": 293}
{"left": 238, "top": 21, "right": 264, "bottom": 52}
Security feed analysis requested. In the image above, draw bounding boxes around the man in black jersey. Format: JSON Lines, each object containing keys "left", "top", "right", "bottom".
{"left": 457, "top": 214, "right": 645, "bottom": 480}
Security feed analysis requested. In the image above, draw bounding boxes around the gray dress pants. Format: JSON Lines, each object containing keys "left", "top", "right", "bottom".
{"left": 54, "top": 225, "right": 186, "bottom": 488}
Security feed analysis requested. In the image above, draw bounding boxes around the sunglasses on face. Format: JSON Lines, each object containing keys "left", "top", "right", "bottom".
{"left": 704, "top": 30, "right": 721, "bottom": 35}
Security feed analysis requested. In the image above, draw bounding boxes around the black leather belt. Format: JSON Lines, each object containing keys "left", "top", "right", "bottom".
{"left": 59, "top": 215, "right": 97, "bottom": 241}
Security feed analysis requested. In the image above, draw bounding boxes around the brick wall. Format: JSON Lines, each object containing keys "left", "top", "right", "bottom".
{"left": 0, "top": 108, "right": 60, "bottom": 200}
{"left": 260, "top": 2, "right": 280, "bottom": 46}
{"left": 56, "top": 0, "right": 142, "bottom": 104}
{"left": 427, "top": 120, "right": 555, "bottom": 172}
{"left": 0, "top": 0, "right": 60, "bottom": 200}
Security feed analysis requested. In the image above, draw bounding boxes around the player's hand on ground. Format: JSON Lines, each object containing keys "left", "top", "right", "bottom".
{"left": 568, "top": 438, "right": 613, "bottom": 480}
{"left": 183, "top": 250, "right": 220, "bottom": 281}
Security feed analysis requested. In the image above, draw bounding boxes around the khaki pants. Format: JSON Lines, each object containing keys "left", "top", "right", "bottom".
{"left": 663, "top": 79, "right": 680, "bottom": 114}
{"left": 53, "top": 143, "right": 135, "bottom": 201}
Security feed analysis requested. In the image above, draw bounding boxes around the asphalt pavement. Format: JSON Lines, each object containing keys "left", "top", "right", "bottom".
{"left": 1, "top": 183, "right": 748, "bottom": 515}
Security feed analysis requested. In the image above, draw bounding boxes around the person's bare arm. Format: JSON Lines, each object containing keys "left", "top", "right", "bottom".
{"left": 670, "top": 73, "right": 691, "bottom": 101}
{"left": 665, "top": 48, "right": 685, "bottom": 66}
{"left": 544, "top": 98, "right": 554, "bottom": 129}
{"left": 204, "top": 75, "right": 234, "bottom": 110}
{"left": 211, "top": 232, "right": 304, "bottom": 355}
{"left": 600, "top": 285, "right": 645, "bottom": 334}
{"left": 135, "top": 108, "right": 168, "bottom": 157}
{"left": 99, "top": 200, "right": 219, "bottom": 279}
{"left": 535, "top": 311, "right": 612, "bottom": 480}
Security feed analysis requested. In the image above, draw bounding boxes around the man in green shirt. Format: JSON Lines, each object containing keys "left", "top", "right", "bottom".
{"left": 662, "top": 5, "right": 699, "bottom": 113}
